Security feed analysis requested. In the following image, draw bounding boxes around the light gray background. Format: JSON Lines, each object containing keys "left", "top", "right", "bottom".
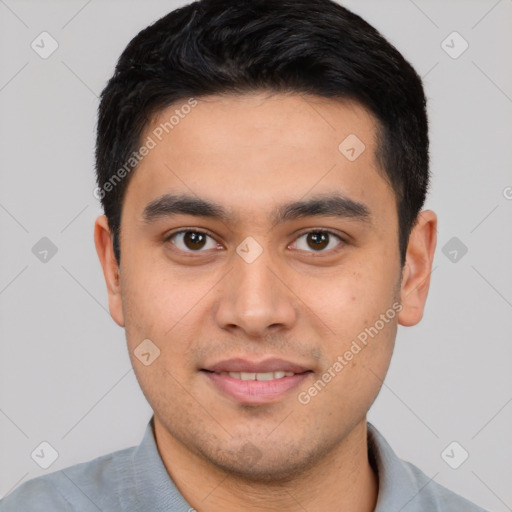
{"left": 0, "top": 0, "right": 511, "bottom": 510}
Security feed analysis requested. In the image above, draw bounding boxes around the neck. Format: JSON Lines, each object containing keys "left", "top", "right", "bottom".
{"left": 154, "top": 417, "right": 378, "bottom": 512}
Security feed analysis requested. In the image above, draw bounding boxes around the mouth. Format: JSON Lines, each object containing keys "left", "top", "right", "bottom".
{"left": 210, "top": 370, "right": 297, "bottom": 381}
{"left": 200, "top": 358, "right": 313, "bottom": 404}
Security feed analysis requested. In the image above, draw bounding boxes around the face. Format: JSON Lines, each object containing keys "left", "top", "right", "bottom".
{"left": 95, "top": 92, "right": 436, "bottom": 482}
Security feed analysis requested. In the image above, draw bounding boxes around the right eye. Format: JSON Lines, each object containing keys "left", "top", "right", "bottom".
{"left": 166, "top": 230, "right": 221, "bottom": 252}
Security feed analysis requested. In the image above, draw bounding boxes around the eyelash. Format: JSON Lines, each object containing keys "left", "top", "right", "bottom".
{"left": 164, "top": 228, "right": 345, "bottom": 255}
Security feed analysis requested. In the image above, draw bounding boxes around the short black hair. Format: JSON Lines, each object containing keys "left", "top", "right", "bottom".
{"left": 95, "top": 0, "right": 429, "bottom": 265}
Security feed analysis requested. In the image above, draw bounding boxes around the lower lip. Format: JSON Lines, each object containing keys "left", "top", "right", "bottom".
{"left": 202, "top": 371, "right": 311, "bottom": 404}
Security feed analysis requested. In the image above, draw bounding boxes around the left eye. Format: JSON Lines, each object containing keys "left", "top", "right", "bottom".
{"left": 168, "top": 230, "right": 220, "bottom": 252}
{"left": 291, "top": 231, "right": 343, "bottom": 252}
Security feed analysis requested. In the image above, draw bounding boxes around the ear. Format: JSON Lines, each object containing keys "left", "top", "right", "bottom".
{"left": 398, "top": 210, "right": 437, "bottom": 327}
{"left": 94, "top": 215, "right": 125, "bottom": 327}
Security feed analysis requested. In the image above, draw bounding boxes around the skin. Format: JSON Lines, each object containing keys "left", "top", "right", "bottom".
{"left": 95, "top": 92, "right": 437, "bottom": 512}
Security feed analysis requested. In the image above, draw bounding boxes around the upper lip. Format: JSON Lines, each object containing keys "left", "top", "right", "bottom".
{"left": 203, "top": 358, "right": 311, "bottom": 374}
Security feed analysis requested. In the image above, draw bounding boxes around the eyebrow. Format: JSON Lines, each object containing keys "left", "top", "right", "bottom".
{"left": 141, "top": 193, "right": 371, "bottom": 225}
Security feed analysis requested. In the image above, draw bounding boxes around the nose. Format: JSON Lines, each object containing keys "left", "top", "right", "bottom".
{"left": 214, "top": 249, "right": 297, "bottom": 338}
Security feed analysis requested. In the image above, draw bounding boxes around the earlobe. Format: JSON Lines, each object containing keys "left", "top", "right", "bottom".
{"left": 398, "top": 210, "right": 437, "bottom": 327}
{"left": 94, "top": 215, "right": 125, "bottom": 327}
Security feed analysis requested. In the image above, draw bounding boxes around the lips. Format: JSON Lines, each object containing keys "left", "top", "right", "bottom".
{"left": 218, "top": 370, "right": 295, "bottom": 381}
{"left": 203, "top": 358, "right": 310, "bottom": 374}
{"left": 201, "top": 358, "right": 313, "bottom": 404}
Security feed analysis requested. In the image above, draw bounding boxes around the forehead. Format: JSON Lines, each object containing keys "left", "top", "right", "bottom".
{"left": 123, "top": 92, "right": 395, "bottom": 225}
{"left": 149, "top": 92, "right": 378, "bottom": 157}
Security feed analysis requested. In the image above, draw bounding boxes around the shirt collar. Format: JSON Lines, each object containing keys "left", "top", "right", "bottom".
{"left": 368, "top": 422, "right": 437, "bottom": 511}
{"left": 122, "top": 416, "right": 435, "bottom": 512}
{"left": 120, "top": 416, "right": 192, "bottom": 512}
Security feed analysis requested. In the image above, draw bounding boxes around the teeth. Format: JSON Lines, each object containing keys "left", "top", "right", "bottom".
{"left": 220, "top": 371, "right": 296, "bottom": 380}
{"left": 254, "top": 372, "right": 273, "bottom": 381}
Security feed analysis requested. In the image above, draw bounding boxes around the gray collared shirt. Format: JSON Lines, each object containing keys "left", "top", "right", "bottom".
{"left": 0, "top": 417, "right": 488, "bottom": 511}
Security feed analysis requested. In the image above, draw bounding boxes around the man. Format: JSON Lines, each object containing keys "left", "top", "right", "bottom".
{"left": 0, "top": 0, "right": 489, "bottom": 510}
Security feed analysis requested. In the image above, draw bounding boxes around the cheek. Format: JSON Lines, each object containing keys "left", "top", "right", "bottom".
{"left": 299, "top": 254, "right": 399, "bottom": 392}
{"left": 299, "top": 317, "right": 396, "bottom": 421}
{"left": 120, "top": 257, "right": 215, "bottom": 369}
{"left": 120, "top": 266, "right": 200, "bottom": 411}
{"left": 305, "top": 262, "right": 399, "bottom": 338}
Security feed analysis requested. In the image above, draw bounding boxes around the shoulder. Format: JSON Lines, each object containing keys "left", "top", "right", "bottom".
{"left": 367, "top": 423, "right": 490, "bottom": 512}
{"left": 401, "top": 460, "right": 490, "bottom": 512}
{"left": 1, "top": 476, "right": 71, "bottom": 512}
{"left": 0, "top": 445, "right": 135, "bottom": 512}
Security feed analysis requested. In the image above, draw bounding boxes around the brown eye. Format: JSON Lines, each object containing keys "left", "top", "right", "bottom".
{"left": 183, "top": 231, "right": 207, "bottom": 250}
{"left": 293, "top": 230, "right": 342, "bottom": 252}
{"left": 306, "top": 232, "right": 329, "bottom": 250}
{"left": 168, "top": 230, "right": 218, "bottom": 252}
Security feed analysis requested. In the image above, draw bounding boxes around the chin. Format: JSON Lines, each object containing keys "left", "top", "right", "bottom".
{"left": 200, "top": 439, "right": 323, "bottom": 484}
